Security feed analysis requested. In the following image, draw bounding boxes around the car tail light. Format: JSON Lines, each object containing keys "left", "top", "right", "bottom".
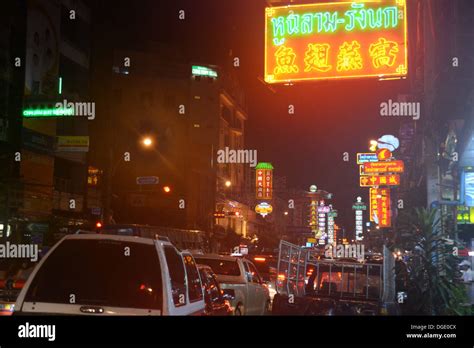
{"left": 13, "top": 280, "right": 25, "bottom": 289}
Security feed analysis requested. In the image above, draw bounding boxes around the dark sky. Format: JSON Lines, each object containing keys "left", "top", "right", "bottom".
{"left": 101, "top": 0, "right": 409, "bottom": 230}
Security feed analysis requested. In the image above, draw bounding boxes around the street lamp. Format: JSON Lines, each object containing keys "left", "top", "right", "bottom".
{"left": 163, "top": 186, "right": 171, "bottom": 193}
{"left": 142, "top": 136, "right": 153, "bottom": 147}
{"left": 225, "top": 180, "right": 232, "bottom": 188}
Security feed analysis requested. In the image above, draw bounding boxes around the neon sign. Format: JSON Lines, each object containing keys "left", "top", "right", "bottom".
{"left": 23, "top": 107, "right": 74, "bottom": 117}
{"left": 255, "top": 162, "right": 274, "bottom": 200}
{"left": 360, "top": 174, "right": 400, "bottom": 187}
{"left": 255, "top": 202, "right": 273, "bottom": 217}
{"left": 265, "top": 0, "right": 408, "bottom": 83}
{"left": 192, "top": 65, "right": 218, "bottom": 78}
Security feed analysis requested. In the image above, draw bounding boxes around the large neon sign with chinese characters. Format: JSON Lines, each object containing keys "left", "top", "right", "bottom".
{"left": 264, "top": 0, "right": 407, "bottom": 83}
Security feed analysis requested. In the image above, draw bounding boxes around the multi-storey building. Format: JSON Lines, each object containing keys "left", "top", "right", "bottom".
{"left": 89, "top": 43, "right": 251, "bottom": 236}
{"left": 0, "top": 0, "right": 91, "bottom": 246}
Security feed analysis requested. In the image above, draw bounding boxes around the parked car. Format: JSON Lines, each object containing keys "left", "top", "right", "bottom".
{"left": 193, "top": 254, "right": 270, "bottom": 315}
{"left": 197, "top": 264, "right": 233, "bottom": 316}
{"left": 14, "top": 234, "right": 205, "bottom": 315}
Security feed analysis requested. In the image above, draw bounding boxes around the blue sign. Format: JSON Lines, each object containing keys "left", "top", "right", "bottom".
{"left": 357, "top": 152, "right": 379, "bottom": 164}
{"left": 357, "top": 153, "right": 378, "bottom": 164}
{"left": 465, "top": 172, "right": 474, "bottom": 207}
{"left": 91, "top": 207, "right": 102, "bottom": 216}
{"left": 136, "top": 176, "right": 159, "bottom": 185}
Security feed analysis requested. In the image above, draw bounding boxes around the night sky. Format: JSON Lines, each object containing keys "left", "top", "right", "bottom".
{"left": 98, "top": 0, "right": 408, "bottom": 229}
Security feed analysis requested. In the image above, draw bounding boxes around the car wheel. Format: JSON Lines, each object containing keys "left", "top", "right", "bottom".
{"left": 234, "top": 304, "right": 243, "bottom": 316}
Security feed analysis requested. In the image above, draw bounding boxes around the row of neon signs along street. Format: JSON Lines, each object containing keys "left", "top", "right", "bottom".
{"left": 264, "top": 0, "right": 408, "bottom": 83}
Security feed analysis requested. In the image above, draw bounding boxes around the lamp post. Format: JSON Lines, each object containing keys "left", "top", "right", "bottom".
{"left": 103, "top": 135, "right": 155, "bottom": 224}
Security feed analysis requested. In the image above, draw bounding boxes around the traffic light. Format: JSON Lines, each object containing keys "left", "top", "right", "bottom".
{"left": 163, "top": 186, "right": 171, "bottom": 193}
{"left": 95, "top": 221, "right": 102, "bottom": 232}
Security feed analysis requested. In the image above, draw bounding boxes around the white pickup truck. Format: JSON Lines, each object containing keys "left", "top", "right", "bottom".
{"left": 193, "top": 253, "right": 271, "bottom": 315}
{"left": 14, "top": 233, "right": 205, "bottom": 315}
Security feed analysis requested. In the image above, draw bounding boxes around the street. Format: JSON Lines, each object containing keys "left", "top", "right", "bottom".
{"left": 0, "top": 1, "right": 473, "bottom": 343}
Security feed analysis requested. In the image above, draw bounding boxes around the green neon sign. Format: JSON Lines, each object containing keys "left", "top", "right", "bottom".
{"left": 271, "top": 2, "right": 400, "bottom": 45}
{"left": 255, "top": 162, "right": 274, "bottom": 170}
{"left": 192, "top": 65, "right": 218, "bottom": 78}
{"left": 22, "top": 107, "right": 74, "bottom": 117}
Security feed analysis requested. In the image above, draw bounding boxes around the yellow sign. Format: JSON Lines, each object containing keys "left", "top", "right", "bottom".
{"left": 57, "top": 136, "right": 89, "bottom": 152}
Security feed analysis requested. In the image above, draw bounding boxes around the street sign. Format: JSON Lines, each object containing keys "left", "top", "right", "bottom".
{"left": 136, "top": 176, "right": 159, "bottom": 185}
{"left": 356, "top": 153, "right": 378, "bottom": 164}
{"left": 359, "top": 174, "right": 400, "bottom": 187}
{"left": 328, "top": 211, "right": 338, "bottom": 217}
{"left": 360, "top": 160, "right": 404, "bottom": 174}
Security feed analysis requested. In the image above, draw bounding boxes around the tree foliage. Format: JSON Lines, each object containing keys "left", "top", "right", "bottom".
{"left": 395, "top": 207, "right": 469, "bottom": 315}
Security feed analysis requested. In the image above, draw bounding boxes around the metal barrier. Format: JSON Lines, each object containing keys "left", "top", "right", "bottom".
{"left": 277, "top": 240, "right": 383, "bottom": 300}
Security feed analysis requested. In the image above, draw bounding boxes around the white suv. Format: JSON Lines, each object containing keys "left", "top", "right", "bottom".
{"left": 14, "top": 234, "right": 205, "bottom": 315}
{"left": 193, "top": 254, "right": 270, "bottom": 315}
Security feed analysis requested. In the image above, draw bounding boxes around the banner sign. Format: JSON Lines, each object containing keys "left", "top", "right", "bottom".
{"left": 264, "top": 0, "right": 408, "bottom": 83}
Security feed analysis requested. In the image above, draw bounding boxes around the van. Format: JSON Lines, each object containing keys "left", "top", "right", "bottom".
{"left": 14, "top": 234, "right": 205, "bottom": 315}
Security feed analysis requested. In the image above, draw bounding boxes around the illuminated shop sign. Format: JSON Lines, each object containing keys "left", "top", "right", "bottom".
{"left": 255, "top": 162, "right": 274, "bottom": 200}
{"left": 264, "top": 0, "right": 408, "bottom": 83}
{"left": 192, "top": 65, "right": 218, "bottom": 78}
{"left": 360, "top": 174, "right": 400, "bottom": 187}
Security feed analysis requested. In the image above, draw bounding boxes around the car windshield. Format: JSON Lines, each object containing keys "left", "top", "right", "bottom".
{"left": 194, "top": 257, "right": 241, "bottom": 276}
{"left": 24, "top": 239, "right": 163, "bottom": 310}
{"left": 251, "top": 259, "right": 276, "bottom": 281}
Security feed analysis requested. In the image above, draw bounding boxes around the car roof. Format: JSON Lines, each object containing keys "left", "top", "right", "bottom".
{"left": 193, "top": 253, "right": 240, "bottom": 262}
{"left": 61, "top": 233, "right": 167, "bottom": 246}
